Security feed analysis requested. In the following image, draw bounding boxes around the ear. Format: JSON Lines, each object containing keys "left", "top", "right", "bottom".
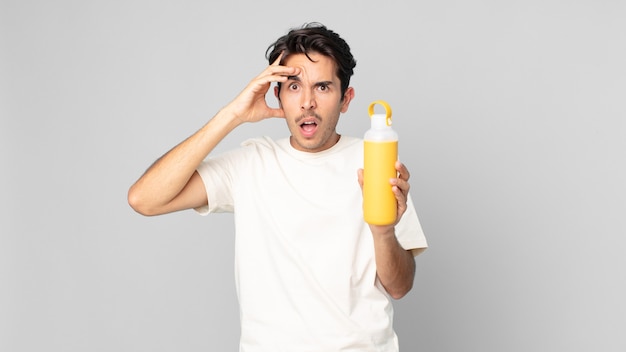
{"left": 274, "top": 85, "right": 283, "bottom": 106}
{"left": 340, "top": 87, "right": 355, "bottom": 113}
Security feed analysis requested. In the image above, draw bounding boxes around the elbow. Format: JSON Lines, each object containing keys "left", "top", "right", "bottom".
{"left": 127, "top": 185, "right": 155, "bottom": 216}
{"left": 389, "top": 292, "right": 408, "bottom": 300}
{"left": 388, "top": 282, "right": 413, "bottom": 300}
{"left": 386, "top": 268, "right": 415, "bottom": 300}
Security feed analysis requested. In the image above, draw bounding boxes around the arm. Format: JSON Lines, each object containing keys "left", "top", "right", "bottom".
{"left": 358, "top": 161, "right": 417, "bottom": 299}
{"left": 128, "top": 55, "right": 300, "bottom": 216}
{"left": 127, "top": 112, "right": 238, "bottom": 216}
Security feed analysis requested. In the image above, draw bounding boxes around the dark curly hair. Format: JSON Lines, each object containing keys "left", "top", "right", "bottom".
{"left": 266, "top": 23, "right": 357, "bottom": 98}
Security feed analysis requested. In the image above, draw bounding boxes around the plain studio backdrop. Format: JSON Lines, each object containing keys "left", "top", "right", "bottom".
{"left": 1, "top": 0, "right": 625, "bottom": 351}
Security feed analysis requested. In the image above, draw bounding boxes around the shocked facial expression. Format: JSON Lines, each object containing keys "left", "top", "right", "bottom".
{"left": 275, "top": 52, "right": 354, "bottom": 153}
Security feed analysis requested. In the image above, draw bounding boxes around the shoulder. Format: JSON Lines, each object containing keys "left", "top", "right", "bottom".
{"left": 337, "top": 135, "right": 363, "bottom": 149}
{"left": 333, "top": 135, "right": 364, "bottom": 157}
{"left": 240, "top": 136, "right": 282, "bottom": 150}
{"left": 208, "top": 136, "right": 282, "bottom": 162}
{"left": 199, "top": 137, "right": 279, "bottom": 170}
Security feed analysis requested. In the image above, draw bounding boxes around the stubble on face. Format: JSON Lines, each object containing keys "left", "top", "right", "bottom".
{"left": 290, "top": 109, "right": 341, "bottom": 150}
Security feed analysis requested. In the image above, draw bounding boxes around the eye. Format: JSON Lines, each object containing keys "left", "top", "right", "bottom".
{"left": 318, "top": 83, "right": 329, "bottom": 91}
{"left": 288, "top": 83, "right": 299, "bottom": 91}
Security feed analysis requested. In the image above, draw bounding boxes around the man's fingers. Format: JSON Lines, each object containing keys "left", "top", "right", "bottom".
{"left": 356, "top": 168, "right": 364, "bottom": 189}
{"left": 395, "top": 160, "right": 410, "bottom": 181}
{"left": 256, "top": 65, "right": 299, "bottom": 84}
{"left": 271, "top": 51, "right": 284, "bottom": 66}
{"left": 391, "top": 177, "right": 410, "bottom": 195}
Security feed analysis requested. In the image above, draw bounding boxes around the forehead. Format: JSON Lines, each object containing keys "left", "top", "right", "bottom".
{"left": 283, "top": 52, "right": 338, "bottom": 80}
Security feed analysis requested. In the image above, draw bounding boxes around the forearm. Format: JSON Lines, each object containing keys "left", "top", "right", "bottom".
{"left": 372, "top": 227, "right": 416, "bottom": 299}
{"left": 128, "top": 108, "right": 241, "bottom": 215}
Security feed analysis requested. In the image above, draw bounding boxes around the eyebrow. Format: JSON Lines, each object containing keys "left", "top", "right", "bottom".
{"left": 286, "top": 76, "right": 334, "bottom": 87}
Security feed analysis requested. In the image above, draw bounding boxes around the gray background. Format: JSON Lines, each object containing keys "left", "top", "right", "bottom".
{"left": 2, "top": 0, "right": 625, "bottom": 351}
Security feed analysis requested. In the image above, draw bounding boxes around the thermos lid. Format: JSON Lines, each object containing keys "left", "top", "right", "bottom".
{"left": 368, "top": 100, "right": 393, "bottom": 128}
{"left": 371, "top": 114, "right": 388, "bottom": 129}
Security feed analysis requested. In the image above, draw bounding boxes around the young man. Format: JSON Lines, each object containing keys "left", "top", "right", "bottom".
{"left": 128, "top": 23, "right": 427, "bottom": 351}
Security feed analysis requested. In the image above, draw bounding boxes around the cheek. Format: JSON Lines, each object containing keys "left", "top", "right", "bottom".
{"left": 278, "top": 93, "right": 298, "bottom": 109}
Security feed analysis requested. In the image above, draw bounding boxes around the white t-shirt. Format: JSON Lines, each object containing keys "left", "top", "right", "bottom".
{"left": 196, "top": 135, "right": 427, "bottom": 352}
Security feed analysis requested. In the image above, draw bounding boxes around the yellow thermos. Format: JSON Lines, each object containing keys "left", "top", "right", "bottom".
{"left": 363, "top": 100, "right": 398, "bottom": 225}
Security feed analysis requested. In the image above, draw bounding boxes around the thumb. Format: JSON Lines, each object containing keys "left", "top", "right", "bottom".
{"left": 267, "top": 107, "right": 286, "bottom": 119}
{"left": 356, "top": 168, "right": 364, "bottom": 189}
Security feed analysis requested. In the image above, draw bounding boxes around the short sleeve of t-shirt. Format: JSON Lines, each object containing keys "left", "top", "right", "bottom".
{"left": 395, "top": 194, "right": 428, "bottom": 253}
{"left": 193, "top": 148, "right": 248, "bottom": 215}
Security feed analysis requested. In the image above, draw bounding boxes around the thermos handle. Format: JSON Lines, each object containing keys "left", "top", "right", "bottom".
{"left": 368, "top": 100, "right": 393, "bottom": 126}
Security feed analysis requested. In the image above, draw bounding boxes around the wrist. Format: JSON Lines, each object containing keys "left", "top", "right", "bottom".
{"left": 213, "top": 106, "right": 245, "bottom": 130}
{"left": 369, "top": 224, "right": 396, "bottom": 239}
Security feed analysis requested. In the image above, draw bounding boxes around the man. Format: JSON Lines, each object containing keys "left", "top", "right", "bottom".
{"left": 128, "top": 23, "right": 427, "bottom": 351}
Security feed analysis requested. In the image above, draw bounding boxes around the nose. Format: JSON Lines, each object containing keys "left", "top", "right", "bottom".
{"left": 300, "top": 89, "right": 316, "bottom": 110}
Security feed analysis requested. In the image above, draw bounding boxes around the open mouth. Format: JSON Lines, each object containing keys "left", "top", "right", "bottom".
{"left": 300, "top": 120, "right": 317, "bottom": 134}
